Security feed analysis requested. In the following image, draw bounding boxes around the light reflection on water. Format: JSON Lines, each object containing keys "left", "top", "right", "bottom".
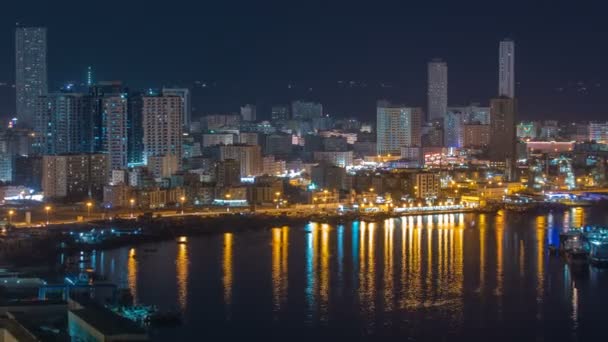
{"left": 92, "top": 209, "right": 608, "bottom": 340}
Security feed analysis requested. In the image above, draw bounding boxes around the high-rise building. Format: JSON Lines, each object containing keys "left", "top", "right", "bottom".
{"left": 264, "top": 134, "right": 292, "bottom": 157}
{"left": 463, "top": 124, "right": 491, "bottom": 148}
{"left": 142, "top": 95, "right": 184, "bottom": 168}
{"left": 444, "top": 111, "right": 463, "bottom": 148}
{"left": 16, "top": 27, "right": 48, "bottom": 128}
{"left": 376, "top": 100, "right": 422, "bottom": 155}
{"left": 271, "top": 105, "right": 289, "bottom": 121}
{"left": 410, "top": 172, "right": 440, "bottom": 199}
{"left": 427, "top": 58, "right": 448, "bottom": 122}
{"left": 240, "top": 104, "right": 256, "bottom": 122}
{"left": 489, "top": 97, "right": 517, "bottom": 168}
{"left": 34, "top": 93, "right": 90, "bottom": 155}
{"left": 42, "top": 154, "right": 109, "bottom": 200}
{"left": 88, "top": 82, "right": 125, "bottom": 153}
{"left": 102, "top": 95, "right": 128, "bottom": 170}
{"left": 162, "top": 88, "right": 191, "bottom": 132}
{"left": 127, "top": 92, "right": 144, "bottom": 165}
{"left": 499, "top": 39, "right": 515, "bottom": 98}
{"left": 292, "top": 101, "right": 323, "bottom": 120}
{"left": 216, "top": 159, "right": 241, "bottom": 187}
{"left": 218, "top": 144, "right": 262, "bottom": 177}
{"left": 589, "top": 122, "right": 608, "bottom": 143}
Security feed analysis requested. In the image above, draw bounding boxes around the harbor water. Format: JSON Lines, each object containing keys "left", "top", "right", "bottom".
{"left": 88, "top": 208, "right": 608, "bottom": 341}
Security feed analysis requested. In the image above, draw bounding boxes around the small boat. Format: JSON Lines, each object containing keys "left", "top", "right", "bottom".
{"left": 585, "top": 227, "right": 608, "bottom": 266}
{"left": 177, "top": 236, "right": 188, "bottom": 244}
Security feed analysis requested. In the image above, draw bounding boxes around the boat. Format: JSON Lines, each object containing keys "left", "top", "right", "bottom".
{"left": 559, "top": 229, "right": 589, "bottom": 264}
{"left": 584, "top": 227, "right": 608, "bottom": 266}
{"left": 177, "top": 236, "right": 188, "bottom": 244}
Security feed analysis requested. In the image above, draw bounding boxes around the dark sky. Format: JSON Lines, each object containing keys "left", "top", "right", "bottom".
{"left": 1, "top": 1, "right": 608, "bottom": 121}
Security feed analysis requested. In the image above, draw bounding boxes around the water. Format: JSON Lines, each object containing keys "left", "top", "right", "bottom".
{"left": 90, "top": 208, "right": 608, "bottom": 341}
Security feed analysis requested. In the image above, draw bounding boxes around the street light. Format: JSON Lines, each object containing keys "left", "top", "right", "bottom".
{"left": 225, "top": 193, "right": 231, "bottom": 212}
{"left": 44, "top": 206, "right": 51, "bottom": 225}
{"left": 180, "top": 196, "right": 186, "bottom": 215}
{"left": 274, "top": 192, "right": 282, "bottom": 209}
{"left": 129, "top": 198, "right": 135, "bottom": 218}
{"left": 86, "top": 202, "right": 93, "bottom": 219}
{"left": 8, "top": 210, "right": 14, "bottom": 225}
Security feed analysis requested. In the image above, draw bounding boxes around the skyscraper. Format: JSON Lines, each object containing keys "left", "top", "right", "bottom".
{"left": 102, "top": 95, "right": 128, "bottom": 170}
{"left": 489, "top": 97, "right": 517, "bottom": 179}
{"left": 142, "top": 95, "right": 184, "bottom": 168}
{"left": 34, "top": 93, "right": 90, "bottom": 155}
{"left": 427, "top": 58, "right": 448, "bottom": 122}
{"left": 16, "top": 26, "right": 48, "bottom": 128}
{"left": 444, "top": 110, "right": 463, "bottom": 148}
{"left": 162, "top": 88, "right": 191, "bottom": 132}
{"left": 376, "top": 100, "right": 422, "bottom": 155}
{"left": 499, "top": 39, "right": 515, "bottom": 98}
{"left": 219, "top": 144, "right": 262, "bottom": 177}
{"left": 127, "top": 92, "right": 145, "bottom": 165}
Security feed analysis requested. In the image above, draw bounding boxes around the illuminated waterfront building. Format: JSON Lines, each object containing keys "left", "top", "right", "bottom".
{"left": 490, "top": 97, "right": 518, "bottom": 180}
{"left": 42, "top": 154, "right": 109, "bottom": 200}
{"left": 376, "top": 100, "right": 422, "bottom": 155}
{"left": 411, "top": 172, "right": 440, "bottom": 199}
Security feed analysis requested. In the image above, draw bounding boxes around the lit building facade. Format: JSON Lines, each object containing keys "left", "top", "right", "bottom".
{"left": 499, "top": 39, "right": 515, "bottom": 98}
{"left": 102, "top": 95, "right": 128, "bottom": 170}
{"left": 162, "top": 88, "right": 191, "bottom": 132}
{"left": 142, "top": 95, "right": 183, "bottom": 168}
{"left": 16, "top": 26, "right": 48, "bottom": 128}
{"left": 376, "top": 100, "right": 422, "bottom": 155}
{"left": 219, "top": 144, "right": 262, "bottom": 177}
{"left": 427, "top": 58, "right": 448, "bottom": 121}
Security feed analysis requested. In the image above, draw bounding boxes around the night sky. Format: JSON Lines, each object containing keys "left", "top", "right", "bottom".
{"left": 1, "top": 1, "right": 608, "bottom": 122}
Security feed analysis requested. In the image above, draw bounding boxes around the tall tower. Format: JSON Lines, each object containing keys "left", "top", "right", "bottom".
{"left": 161, "top": 88, "right": 191, "bottom": 133}
{"left": 427, "top": 58, "right": 448, "bottom": 122}
{"left": 376, "top": 100, "right": 422, "bottom": 155}
{"left": 142, "top": 95, "right": 184, "bottom": 167}
{"left": 102, "top": 95, "right": 128, "bottom": 170}
{"left": 499, "top": 39, "right": 515, "bottom": 98}
{"left": 489, "top": 97, "right": 518, "bottom": 180}
{"left": 15, "top": 26, "right": 48, "bottom": 128}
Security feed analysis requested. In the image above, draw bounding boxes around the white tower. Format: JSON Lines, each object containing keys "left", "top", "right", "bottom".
{"left": 499, "top": 39, "right": 515, "bottom": 98}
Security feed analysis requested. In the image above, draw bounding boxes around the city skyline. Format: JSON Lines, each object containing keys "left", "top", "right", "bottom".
{"left": 1, "top": 2, "right": 608, "bottom": 121}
